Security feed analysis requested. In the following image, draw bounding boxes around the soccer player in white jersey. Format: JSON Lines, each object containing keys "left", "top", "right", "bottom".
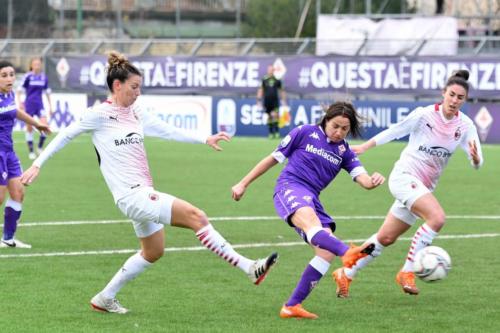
{"left": 333, "top": 70, "right": 483, "bottom": 297}
{"left": 21, "top": 51, "right": 278, "bottom": 314}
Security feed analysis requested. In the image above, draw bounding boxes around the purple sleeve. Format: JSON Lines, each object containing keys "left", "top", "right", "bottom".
{"left": 22, "top": 74, "right": 29, "bottom": 89}
{"left": 272, "top": 126, "right": 303, "bottom": 161}
{"left": 44, "top": 75, "right": 49, "bottom": 90}
{"left": 341, "top": 147, "right": 363, "bottom": 173}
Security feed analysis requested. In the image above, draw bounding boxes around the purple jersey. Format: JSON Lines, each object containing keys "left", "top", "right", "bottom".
{"left": 21, "top": 72, "right": 49, "bottom": 114}
{"left": 272, "top": 124, "right": 365, "bottom": 195}
{"left": 0, "top": 91, "right": 18, "bottom": 151}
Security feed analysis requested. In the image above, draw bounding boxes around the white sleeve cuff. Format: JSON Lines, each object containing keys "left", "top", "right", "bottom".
{"left": 349, "top": 166, "right": 367, "bottom": 180}
{"left": 271, "top": 151, "right": 286, "bottom": 163}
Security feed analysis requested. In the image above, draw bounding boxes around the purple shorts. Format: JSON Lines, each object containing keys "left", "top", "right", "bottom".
{"left": 273, "top": 182, "right": 336, "bottom": 243}
{"left": 25, "top": 103, "right": 46, "bottom": 118}
{"left": 0, "top": 151, "right": 23, "bottom": 186}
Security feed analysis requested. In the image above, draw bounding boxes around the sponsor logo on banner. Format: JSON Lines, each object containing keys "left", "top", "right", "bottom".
{"left": 139, "top": 95, "right": 212, "bottom": 137}
{"left": 216, "top": 99, "right": 237, "bottom": 136}
{"left": 56, "top": 57, "right": 70, "bottom": 88}
{"left": 14, "top": 93, "right": 87, "bottom": 132}
{"left": 474, "top": 106, "right": 493, "bottom": 142}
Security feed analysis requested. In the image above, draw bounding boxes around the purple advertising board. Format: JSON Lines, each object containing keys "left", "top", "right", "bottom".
{"left": 48, "top": 55, "right": 500, "bottom": 98}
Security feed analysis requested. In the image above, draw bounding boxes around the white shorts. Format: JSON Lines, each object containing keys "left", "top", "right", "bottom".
{"left": 117, "top": 187, "right": 176, "bottom": 238}
{"left": 388, "top": 168, "right": 430, "bottom": 225}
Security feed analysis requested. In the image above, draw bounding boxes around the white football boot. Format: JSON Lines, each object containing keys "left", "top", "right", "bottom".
{"left": 0, "top": 238, "right": 32, "bottom": 249}
{"left": 247, "top": 252, "right": 278, "bottom": 285}
{"left": 90, "top": 293, "right": 129, "bottom": 314}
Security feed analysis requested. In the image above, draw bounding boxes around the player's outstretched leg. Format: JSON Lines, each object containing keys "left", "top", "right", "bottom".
{"left": 196, "top": 224, "right": 278, "bottom": 284}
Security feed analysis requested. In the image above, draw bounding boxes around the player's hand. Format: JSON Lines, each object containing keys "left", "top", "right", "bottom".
{"left": 468, "top": 140, "right": 480, "bottom": 165}
{"left": 206, "top": 132, "right": 231, "bottom": 151}
{"left": 231, "top": 182, "right": 246, "bottom": 201}
{"left": 350, "top": 144, "right": 365, "bottom": 155}
{"left": 20, "top": 165, "right": 40, "bottom": 186}
{"left": 370, "top": 172, "right": 386, "bottom": 187}
{"left": 35, "top": 123, "right": 52, "bottom": 136}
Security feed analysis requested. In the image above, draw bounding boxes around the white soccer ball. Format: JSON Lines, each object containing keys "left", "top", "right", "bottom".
{"left": 413, "top": 246, "right": 451, "bottom": 282}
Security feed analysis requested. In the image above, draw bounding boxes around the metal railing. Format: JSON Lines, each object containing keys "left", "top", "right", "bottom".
{"left": 2, "top": 36, "right": 500, "bottom": 58}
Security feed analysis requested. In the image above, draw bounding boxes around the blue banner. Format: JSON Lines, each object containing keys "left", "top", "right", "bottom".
{"left": 212, "top": 97, "right": 439, "bottom": 140}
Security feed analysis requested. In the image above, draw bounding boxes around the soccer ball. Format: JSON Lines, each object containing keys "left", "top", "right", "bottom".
{"left": 413, "top": 246, "right": 451, "bottom": 282}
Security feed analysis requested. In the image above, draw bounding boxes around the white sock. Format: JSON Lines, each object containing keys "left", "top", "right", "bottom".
{"left": 344, "top": 233, "right": 385, "bottom": 280}
{"left": 101, "top": 252, "right": 152, "bottom": 299}
{"left": 196, "top": 224, "right": 253, "bottom": 273}
{"left": 402, "top": 223, "right": 438, "bottom": 272}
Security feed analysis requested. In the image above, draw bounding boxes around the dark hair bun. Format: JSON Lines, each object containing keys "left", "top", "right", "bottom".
{"left": 107, "top": 51, "right": 128, "bottom": 69}
{"left": 452, "top": 69, "right": 469, "bottom": 81}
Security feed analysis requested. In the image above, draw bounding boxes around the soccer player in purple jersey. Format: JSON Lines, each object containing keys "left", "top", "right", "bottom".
{"left": 334, "top": 70, "right": 483, "bottom": 297}
{"left": 232, "top": 102, "right": 386, "bottom": 319}
{"left": 21, "top": 51, "right": 278, "bottom": 314}
{"left": 16, "top": 57, "right": 53, "bottom": 160}
{"left": 0, "top": 60, "right": 51, "bottom": 248}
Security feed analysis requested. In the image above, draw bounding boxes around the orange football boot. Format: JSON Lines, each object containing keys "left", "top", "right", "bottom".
{"left": 279, "top": 304, "right": 318, "bottom": 319}
{"left": 396, "top": 271, "right": 420, "bottom": 295}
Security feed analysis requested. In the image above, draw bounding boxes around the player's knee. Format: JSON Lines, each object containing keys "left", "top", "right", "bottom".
{"left": 189, "top": 207, "right": 209, "bottom": 230}
{"left": 9, "top": 188, "right": 24, "bottom": 202}
{"left": 428, "top": 212, "right": 446, "bottom": 231}
{"left": 378, "top": 234, "right": 397, "bottom": 247}
{"left": 143, "top": 246, "right": 164, "bottom": 262}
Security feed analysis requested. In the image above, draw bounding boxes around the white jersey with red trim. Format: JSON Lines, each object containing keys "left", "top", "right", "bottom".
{"left": 372, "top": 103, "right": 483, "bottom": 191}
{"left": 34, "top": 101, "right": 207, "bottom": 202}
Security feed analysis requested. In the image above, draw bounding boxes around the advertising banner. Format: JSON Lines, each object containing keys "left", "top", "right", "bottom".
{"left": 138, "top": 95, "right": 212, "bottom": 138}
{"left": 14, "top": 94, "right": 212, "bottom": 138}
{"left": 14, "top": 93, "right": 88, "bottom": 132}
{"left": 47, "top": 55, "right": 500, "bottom": 99}
{"left": 212, "top": 98, "right": 432, "bottom": 139}
{"left": 467, "top": 103, "right": 499, "bottom": 143}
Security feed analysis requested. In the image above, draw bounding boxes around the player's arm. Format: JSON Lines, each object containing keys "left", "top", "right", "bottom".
{"left": 461, "top": 125, "right": 484, "bottom": 169}
{"left": 256, "top": 81, "right": 264, "bottom": 107}
{"left": 231, "top": 155, "right": 278, "bottom": 201}
{"left": 279, "top": 81, "right": 286, "bottom": 106}
{"left": 44, "top": 88, "right": 53, "bottom": 115}
{"left": 16, "top": 109, "right": 50, "bottom": 135}
{"left": 352, "top": 107, "right": 423, "bottom": 155}
{"left": 21, "top": 109, "right": 97, "bottom": 185}
{"left": 15, "top": 75, "right": 28, "bottom": 107}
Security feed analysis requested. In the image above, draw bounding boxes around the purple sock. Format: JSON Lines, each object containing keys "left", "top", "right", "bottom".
{"left": 309, "top": 230, "right": 349, "bottom": 256}
{"left": 27, "top": 140, "right": 34, "bottom": 153}
{"left": 3, "top": 204, "right": 22, "bottom": 240}
{"left": 38, "top": 135, "right": 46, "bottom": 149}
{"left": 286, "top": 264, "right": 323, "bottom": 306}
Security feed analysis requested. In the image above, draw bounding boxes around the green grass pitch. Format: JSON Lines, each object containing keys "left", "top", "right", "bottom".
{"left": 1, "top": 133, "right": 499, "bottom": 332}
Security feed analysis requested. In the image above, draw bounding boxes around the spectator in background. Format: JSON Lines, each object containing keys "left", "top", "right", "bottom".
{"left": 257, "top": 65, "right": 286, "bottom": 139}
{"left": 0, "top": 60, "right": 51, "bottom": 248}
{"left": 16, "top": 57, "right": 52, "bottom": 160}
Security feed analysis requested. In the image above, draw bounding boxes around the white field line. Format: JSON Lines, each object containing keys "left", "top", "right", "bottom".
{"left": 19, "top": 214, "right": 500, "bottom": 227}
{"left": 0, "top": 233, "right": 499, "bottom": 259}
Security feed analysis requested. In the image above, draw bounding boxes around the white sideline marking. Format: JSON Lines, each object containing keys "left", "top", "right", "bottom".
{"left": 0, "top": 233, "right": 499, "bottom": 259}
{"left": 19, "top": 215, "right": 500, "bottom": 227}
